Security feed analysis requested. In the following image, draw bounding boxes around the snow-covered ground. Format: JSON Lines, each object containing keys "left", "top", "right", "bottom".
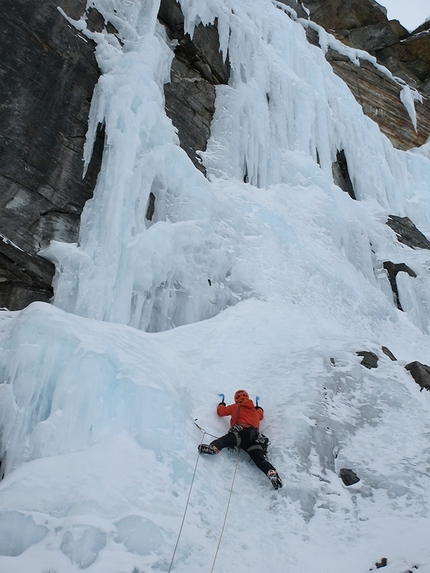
{"left": 1, "top": 0, "right": 430, "bottom": 572}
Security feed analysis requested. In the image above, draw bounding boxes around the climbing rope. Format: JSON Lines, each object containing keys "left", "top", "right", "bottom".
{"left": 167, "top": 427, "right": 206, "bottom": 573}
{"left": 194, "top": 419, "right": 219, "bottom": 439}
{"left": 168, "top": 420, "right": 239, "bottom": 573}
{"left": 210, "top": 447, "right": 241, "bottom": 573}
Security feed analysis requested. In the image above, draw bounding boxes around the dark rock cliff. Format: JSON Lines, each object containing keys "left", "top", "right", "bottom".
{"left": 159, "top": 0, "right": 230, "bottom": 174}
{"left": 0, "top": 0, "right": 103, "bottom": 309}
{"left": 0, "top": 0, "right": 229, "bottom": 310}
{"left": 0, "top": 0, "right": 429, "bottom": 310}
{"left": 303, "top": 0, "right": 430, "bottom": 150}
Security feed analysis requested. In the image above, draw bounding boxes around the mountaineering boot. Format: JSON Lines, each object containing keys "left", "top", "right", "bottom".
{"left": 198, "top": 444, "right": 219, "bottom": 455}
{"left": 267, "top": 469, "right": 283, "bottom": 489}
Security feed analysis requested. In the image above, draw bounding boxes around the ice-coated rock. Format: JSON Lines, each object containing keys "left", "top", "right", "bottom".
{"left": 114, "top": 515, "right": 163, "bottom": 555}
{"left": 0, "top": 511, "right": 48, "bottom": 556}
{"left": 60, "top": 525, "right": 106, "bottom": 568}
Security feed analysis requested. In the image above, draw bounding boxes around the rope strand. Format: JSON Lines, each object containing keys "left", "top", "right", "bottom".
{"left": 210, "top": 448, "right": 241, "bottom": 573}
{"left": 194, "top": 419, "right": 218, "bottom": 439}
{"left": 168, "top": 430, "right": 206, "bottom": 573}
{"left": 168, "top": 421, "right": 239, "bottom": 573}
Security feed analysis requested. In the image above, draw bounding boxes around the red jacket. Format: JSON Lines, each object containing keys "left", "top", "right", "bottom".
{"left": 217, "top": 398, "right": 264, "bottom": 429}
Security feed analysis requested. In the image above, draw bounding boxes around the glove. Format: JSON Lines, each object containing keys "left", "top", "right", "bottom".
{"left": 255, "top": 405, "right": 263, "bottom": 411}
{"left": 218, "top": 401, "right": 225, "bottom": 406}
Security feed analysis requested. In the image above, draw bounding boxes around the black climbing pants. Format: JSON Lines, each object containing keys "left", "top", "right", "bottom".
{"left": 210, "top": 427, "right": 276, "bottom": 475}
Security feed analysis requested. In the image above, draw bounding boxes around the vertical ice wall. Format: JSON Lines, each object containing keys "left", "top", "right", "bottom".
{"left": 47, "top": 0, "right": 244, "bottom": 332}
{"left": 43, "top": 0, "right": 430, "bottom": 334}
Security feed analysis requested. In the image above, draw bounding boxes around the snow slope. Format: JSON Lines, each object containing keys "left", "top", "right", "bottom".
{"left": 1, "top": 0, "right": 430, "bottom": 572}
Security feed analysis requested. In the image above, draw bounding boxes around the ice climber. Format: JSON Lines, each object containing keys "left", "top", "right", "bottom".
{"left": 198, "top": 389, "right": 283, "bottom": 489}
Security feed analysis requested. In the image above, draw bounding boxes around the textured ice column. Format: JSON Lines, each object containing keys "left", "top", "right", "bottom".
{"left": 399, "top": 85, "right": 421, "bottom": 132}
{"left": 199, "top": 0, "right": 413, "bottom": 217}
{"left": 45, "top": 1, "right": 207, "bottom": 325}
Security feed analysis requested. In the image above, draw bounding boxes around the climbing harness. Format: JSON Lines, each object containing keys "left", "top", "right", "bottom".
{"left": 247, "top": 432, "right": 270, "bottom": 455}
{"left": 228, "top": 423, "right": 243, "bottom": 447}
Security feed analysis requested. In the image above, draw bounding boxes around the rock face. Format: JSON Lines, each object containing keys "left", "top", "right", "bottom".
{"left": 303, "top": 0, "right": 430, "bottom": 150}
{"left": 325, "top": 51, "right": 430, "bottom": 150}
{"left": 405, "top": 361, "right": 430, "bottom": 392}
{"left": 339, "top": 467, "right": 360, "bottom": 486}
{"left": 383, "top": 261, "right": 417, "bottom": 311}
{"left": 303, "top": 0, "right": 388, "bottom": 30}
{"left": 303, "top": 0, "right": 430, "bottom": 91}
{"left": 383, "top": 216, "right": 430, "bottom": 311}
{"left": 0, "top": 0, "right": 103, "bottom": 309}
{"left": 332, "top": 150, "right": 356, "bottom": 199}
{"left": 159, "top": 0, "right": 230, "bottom": 174}
{"left": 386, "top": 216, "right": 430, "bottom": 250}
{"left": 356, "top": 351, "right": 379, "bottom": 369}
{"left": 1, "top": 0, "right": 430, "bottom": 310}
{"left": 0, "top": 0, "right": 229, "bottom": 310}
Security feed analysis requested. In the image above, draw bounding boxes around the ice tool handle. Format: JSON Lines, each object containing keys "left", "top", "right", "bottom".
{"left": 256, "top": 395, "right": 259, "bottom": 407}
{"left": 218, "top": 393, "right": 225, "bottom": 404}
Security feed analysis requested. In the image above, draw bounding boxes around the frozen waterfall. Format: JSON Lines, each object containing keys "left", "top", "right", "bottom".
{"left": 1, "top": 1, "right": 430, "bottom": 572}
